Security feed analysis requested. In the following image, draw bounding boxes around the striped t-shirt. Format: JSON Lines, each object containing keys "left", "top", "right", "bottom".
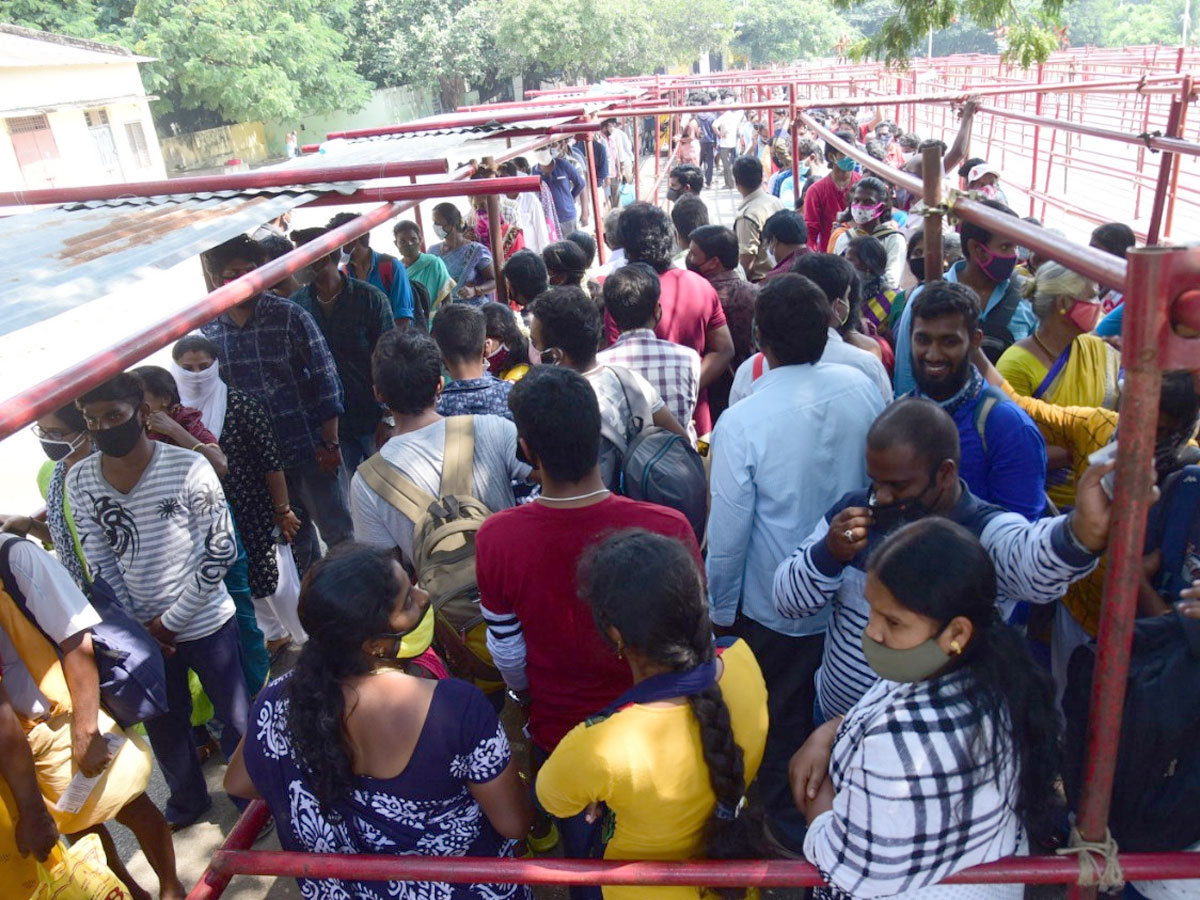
{"left": 67, "top": 442, "right": 236, "bottom": 642}
{"left": 773, "top": 483, "right": 1098, "bottom": 719}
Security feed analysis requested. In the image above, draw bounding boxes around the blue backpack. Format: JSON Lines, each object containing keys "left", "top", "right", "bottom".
{"left": 0, "top": 537, "right": 168, "bottom": 727}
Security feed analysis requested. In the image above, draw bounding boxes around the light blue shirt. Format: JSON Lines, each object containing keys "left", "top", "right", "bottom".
{"left": 706, "top": 361, "right": 886, "bottom": 636}
{"left": 892, "top": 260, "right": 1037, "bottom": 395}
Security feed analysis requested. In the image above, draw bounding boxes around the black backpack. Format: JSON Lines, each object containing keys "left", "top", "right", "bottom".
{"left": 1063, "top": 609, "right": 1200, "bottom": 852}
{"left": 596, "top": 365, "right": 708, "bottom": 541}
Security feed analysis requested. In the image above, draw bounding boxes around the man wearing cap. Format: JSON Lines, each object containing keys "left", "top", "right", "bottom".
{"left": 965, "top": 161, "right": 1009, "bottom": 206}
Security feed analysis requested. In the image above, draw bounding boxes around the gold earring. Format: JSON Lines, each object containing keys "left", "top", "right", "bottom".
{"left": 950, "top": 640, "right": 962, "bottom": 656}
{"left": 616, "top": 644, "right": 624, "bottom": 659}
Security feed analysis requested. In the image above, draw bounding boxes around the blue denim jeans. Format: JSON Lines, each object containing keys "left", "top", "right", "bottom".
{"left": 284, "top": 457, "right": 353, "bottom": 574}
{"left": 143, "top": 618, "right": 250, "bottom": 823}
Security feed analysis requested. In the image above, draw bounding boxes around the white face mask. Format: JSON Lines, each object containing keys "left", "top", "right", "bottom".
{"left": 170, "top": 359, "right": 220, "bottom": 401}
{"left": 433, "top": 225, "right": 449, "bottom": 240}
{"left": 765, "top": 243, "right": 777, "bottom": 268}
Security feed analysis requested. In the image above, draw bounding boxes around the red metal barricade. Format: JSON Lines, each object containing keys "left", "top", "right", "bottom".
{"left": 3, "top": 51, "right": 1199, "bottom": 900}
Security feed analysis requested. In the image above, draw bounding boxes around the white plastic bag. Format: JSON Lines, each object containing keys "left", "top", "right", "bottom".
{"left": 252, "top": 543, "right": 307, "bottom": 646}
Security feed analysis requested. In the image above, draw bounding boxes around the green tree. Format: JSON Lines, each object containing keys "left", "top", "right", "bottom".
{"left": 346, "top": 0, "right": 500, "bottom": 112}
{"left": 1, "top": 0, "right": 106, "bottom": 37}
{"left": 489, "top": 0, "right": 662, "bottom": 84}
{"left": 127, "top": 0, "right": 371, "bottom": 132}
{"left": 731, "top": 0, "right": 852, "bottom": 64}
{"left": 837, "top": 0, "right": 1066, "bottom": 66}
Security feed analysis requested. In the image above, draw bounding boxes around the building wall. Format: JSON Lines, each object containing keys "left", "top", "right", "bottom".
{"left": 0, "top": 61, "right": 166, "bottom": 191}
{"left": 262, "top": 85, "right": 436, "bottom": 157}
{"left": 158, "top": 121, "right": 269, "bottom": 172}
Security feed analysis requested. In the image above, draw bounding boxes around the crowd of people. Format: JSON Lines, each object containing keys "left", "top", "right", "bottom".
{"left": 1, "top": 92, "right": 1198, "bottom": 900}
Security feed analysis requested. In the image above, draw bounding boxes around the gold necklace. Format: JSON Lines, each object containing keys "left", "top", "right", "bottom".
{"left": 1033, "top": 330, "right": 1058, "bottom": 359}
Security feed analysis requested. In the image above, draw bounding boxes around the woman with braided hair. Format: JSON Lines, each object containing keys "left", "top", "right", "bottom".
{"left": 536, "top": 529, "right": 768, "bottom": 900}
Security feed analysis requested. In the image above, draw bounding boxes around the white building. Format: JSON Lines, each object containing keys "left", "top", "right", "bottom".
{"left": 0, "top": 24, "right": 166, "bottom": 191}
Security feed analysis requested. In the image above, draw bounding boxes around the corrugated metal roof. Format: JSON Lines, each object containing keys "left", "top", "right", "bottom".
{"left": 0, "top": 84, "right": 639, "bottom": 356}
{"left": 0, "top": 188, "right": 326, "bottom": 337}
{"left": 0, "top": 26, "right": 154, "bottom": 67}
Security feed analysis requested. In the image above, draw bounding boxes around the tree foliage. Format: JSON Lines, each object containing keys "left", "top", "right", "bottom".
{"left": 730, "top": 0, "right": 852, "bottom": 64}
{"left": 3, "top": 0, "right": 371, "bottom": 133}
{"left": 347, "top": 0, "right": 497, "bottom": 111}
{"left": 835, "top": 0, "right": 1067, "bottom": 67}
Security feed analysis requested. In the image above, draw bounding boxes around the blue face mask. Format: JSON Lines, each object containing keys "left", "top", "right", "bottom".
{"left": 797, "top": 163, "right": 810, "bottom": 177}
{"left": 835, "top": 156, "right": 856, "bottom": 172}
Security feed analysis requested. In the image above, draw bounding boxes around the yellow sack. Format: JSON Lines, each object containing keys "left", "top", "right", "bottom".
{"left": 32, "top": 834, "right": 132, "bottom": 900}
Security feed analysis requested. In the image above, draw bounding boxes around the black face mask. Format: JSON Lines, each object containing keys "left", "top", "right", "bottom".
{"left": 868, "top": 469, "right": 943, "bottom": 535}
{"left": 667, "top": 187, "right": 682, "bottom": 202}
{"left": 91, "top": 414, "right": 144, "bottom": 458}
{"left": 908, "top": 255, "right": 926, "bottom": 283}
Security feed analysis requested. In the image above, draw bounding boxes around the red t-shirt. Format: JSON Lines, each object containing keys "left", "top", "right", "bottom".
{"left": 476, "top": 494, "right": 702, "bottom": 752}
{"left": 604, "top": 268, "right": 727, "bottom": 435}
{"left": 803, "top": 172, "right": 860, "bottom": 254}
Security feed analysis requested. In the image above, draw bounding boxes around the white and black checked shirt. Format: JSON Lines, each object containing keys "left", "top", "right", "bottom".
{"left": 597, "top": 328, "right": 701, "bottom": 442}
{"left": 805, "top": 673, "right": 1027, "bottom": 900}
{"left": 773, "top": 485, "right": 1098, "bottom": 720}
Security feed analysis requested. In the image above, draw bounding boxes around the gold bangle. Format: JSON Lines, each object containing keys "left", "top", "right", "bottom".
{"left": 190, "top": 442, "right": 204, "bottom": 452}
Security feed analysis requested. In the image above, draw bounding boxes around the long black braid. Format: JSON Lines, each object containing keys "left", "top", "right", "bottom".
{"left": 580, "top": 529, "right": 763, "bottom": 896}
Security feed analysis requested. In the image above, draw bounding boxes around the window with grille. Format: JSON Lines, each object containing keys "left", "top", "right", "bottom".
{"left": 84, "top": 109, "right": 110, "bottom": 128}
{"left": 6, "top": 115, "right": 50, "bottom": 135}
{"left": 124, "top": 121, "right": 152, "bottom": 168}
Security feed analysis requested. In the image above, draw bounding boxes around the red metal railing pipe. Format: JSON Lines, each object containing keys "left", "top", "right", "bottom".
{"left": 800, "top": 112, "right": 1128, "bottom": 290}
{"left": 1065, "top": 247, "right": 1172, "bottom": 900}
{"left": 0, "top": 175, "right": 533, "bottom": 441}
{"left": 185, "top": 800, "right": 272, "bottom": 900}
{"left": 1146, "top": 91, "right": 1187, "bottom": 245}
{"left": 0, "top": 159, "right": 452, "bottom": 208}
{"left": 976, "top": 103, "right": 1200, "bottom": 158}
{"left": 326, "top": 106, "right": 591, "bottom": 141}
{"left": 202, "top": 848, "right": 1200, "bottom": 891}
{"left": 798, "top": 111, "right": 925, "bottom": 196}
{"left": 301, "top": 176, "right": 540, "bottom": 207}
{"left": 458, "top": 93, "right": 642, "bottom": 112}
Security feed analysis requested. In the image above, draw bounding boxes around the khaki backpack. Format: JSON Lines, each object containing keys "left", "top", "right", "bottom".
{"left": 357, "top": 416, "right": 501, "bottom": 689}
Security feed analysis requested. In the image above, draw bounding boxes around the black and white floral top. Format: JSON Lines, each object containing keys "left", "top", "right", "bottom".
{"left": 244, "top": 672, "right": 529, "bottom": 900}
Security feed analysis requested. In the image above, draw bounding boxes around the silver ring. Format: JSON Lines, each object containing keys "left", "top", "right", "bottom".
{"left": 843, "top": 528, "right": 855, "bottom": 541}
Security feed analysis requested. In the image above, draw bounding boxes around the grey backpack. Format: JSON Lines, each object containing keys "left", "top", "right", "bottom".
{"left": 598, "top": 365, "right": 708, "bottom": 541}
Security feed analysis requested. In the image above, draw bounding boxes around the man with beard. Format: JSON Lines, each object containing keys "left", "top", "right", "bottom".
{"left": 200, "top": 235, "right": 351, "bottom": 572}
{"left": 772, "top": 398, "right": 1109, "bottom": 724}
{"left": 907, "top": 281, "right": 1048, "bottom": 521}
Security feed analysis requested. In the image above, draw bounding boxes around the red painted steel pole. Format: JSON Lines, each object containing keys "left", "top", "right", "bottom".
{"left": 485, "top": 190, "right": 507, "bottom": 304}
{"left": 790, "top": 83, "right": 801, "bottom": 210}
{"left": 302, "top": 176, "right": 540, "bottom": 207}
{"left": 583, "top": 135, "right": 606, "bottom": 266}
{"left": 325, "top": 106, "right": 591, "bottom": 140}
{"left": 1065, "top": 247, "right": 1171, "bottom": 900}
{"left": 0, "top": 159, "right": 452, "bottom": 207}
{"left": 1164, "top": 76, "right": 1193, "bottom": 241}
{"left": 184, "top": 800, "right": 271, "bottom": 900}
{"left": 632, "top": 115, "right": 641, "bottom": 202}
{"left": 973, "top": 104, "right": 1200, "bottom": 158}
{"left": 922, "top": 145, "right": 944, "bottom": 282}
{"left": 1146, "top": 93, "right": 1186, "bottom": 245}
{"left": 0, "top": 176, "right": 536, "bottom": 441}
{"left": 202, "top": 847, "right": 1200, "bottom": 893}
{"left": 1029, "top": 64, "right": 1044, "bottom": 217}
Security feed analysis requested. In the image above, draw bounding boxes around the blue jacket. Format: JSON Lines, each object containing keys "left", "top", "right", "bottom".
{"left": 912, "top": 369, "right": 1048, "bottom": 521}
